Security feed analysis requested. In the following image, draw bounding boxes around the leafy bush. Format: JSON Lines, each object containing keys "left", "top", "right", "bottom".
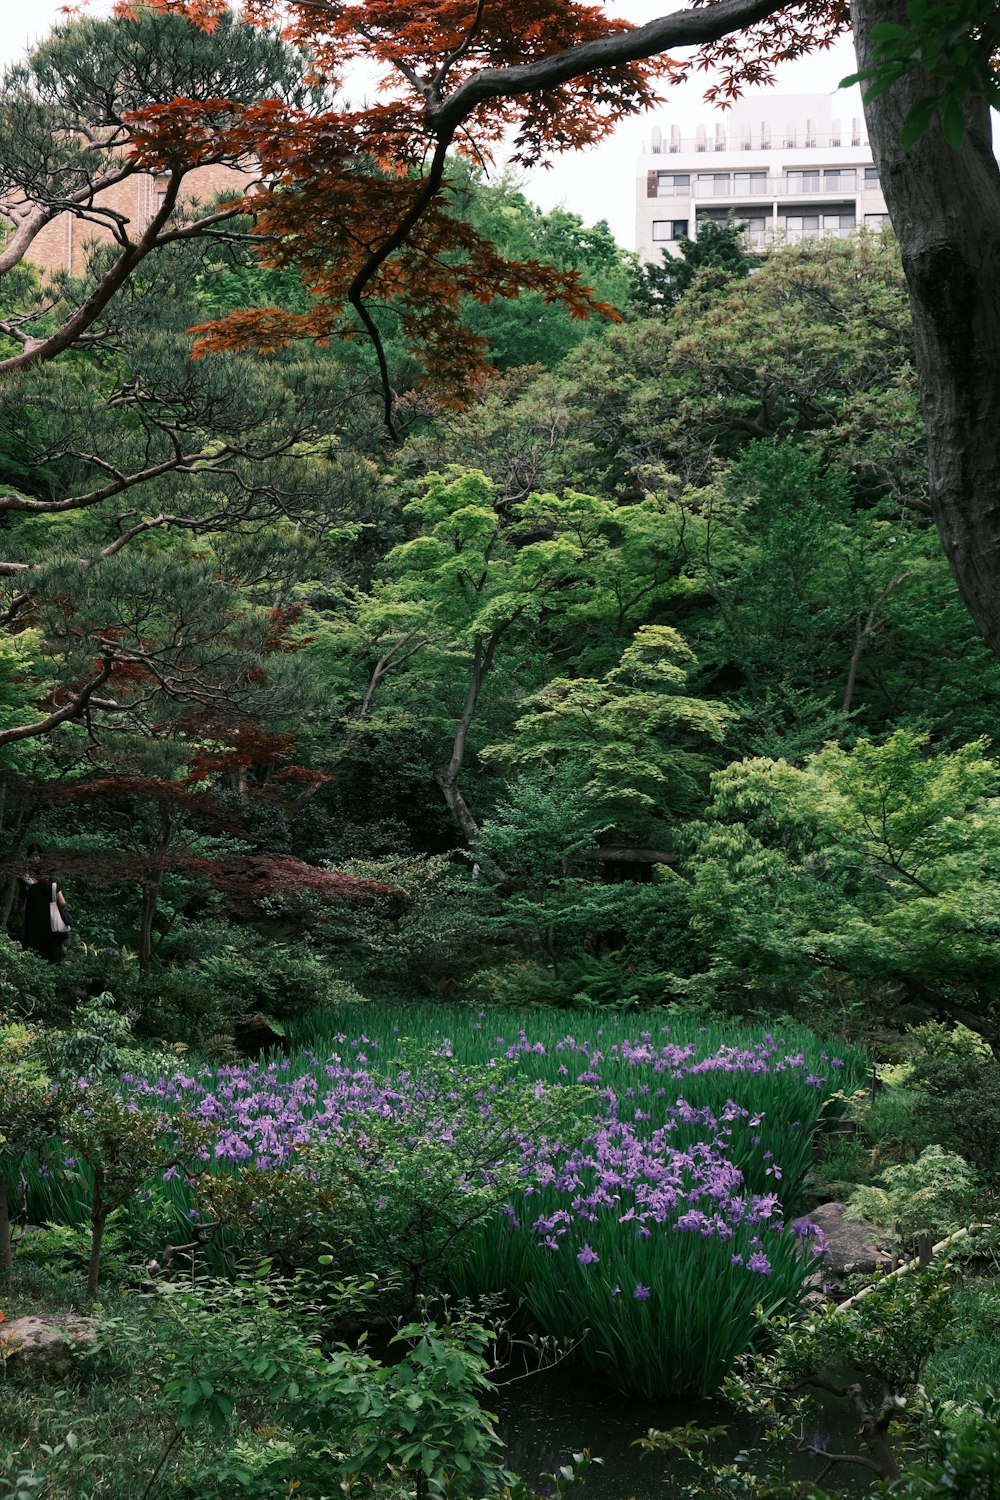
{"left": 472, "top": 879, "right": 696, "bottom": 1011}
{"left": 315, "top": 854, "right": 487, "bottom": 995}
{"left": 925, "top": 1280, "right": 1000, "bottom": 1402}
{"left": 908, "top": 1052, "right": 1000, "bottom": 1181}
{"left": 690, "top": 731, "right": 1000, "bottom": 1044}
{"left": 107, "top": 1274, "right": 511, "bottom": 1499}
{"left": 879, "top": 1391, "right": 1000, "bottom": 1499}
{"left": 0, "top": 935, "right": 61, "bottom": 1023}
{"left": 860, "top": 1085, "right": 940, "bottom": 1158}
{"left": 847, "top": 1146, "right": 980, "bottom": 1256}
{"left": 806, "top": 1130, "right": 873, "bottom": 1199}
{"left": 638, "top": 1260, "right": 962, "bottom": 1494}
{"left": 57, "top": 924, "right": 362, "bottom": 1044}
{"left": 2, "top": 1271, "right": 514, "bottom": 1500}
{"left": 908, "top": 1021, "right": 994, "bottom": 1063}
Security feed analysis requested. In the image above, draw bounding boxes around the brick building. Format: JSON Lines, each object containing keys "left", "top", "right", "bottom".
{"left": 14, "top": 159, "right": 254, "bottom": 280}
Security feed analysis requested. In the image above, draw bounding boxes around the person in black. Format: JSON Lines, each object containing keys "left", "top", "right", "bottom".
{"left": 22, "top": 851, "right": 71, "bottom": 963}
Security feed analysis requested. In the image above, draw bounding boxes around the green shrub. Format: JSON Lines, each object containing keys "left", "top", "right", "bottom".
{"left": 847, "top": 1146, "right": 979, "bottom": 1255}
{"left": 57, "top": 924, "right": 362, "bottom": 1045}
{"left": 892, "top": 1391, "right": 1000, "bottom": 1499}
{"left": 309, "top": 854, "right": 486, "bottom": 994}
{"left": 860, "top": 1085, "right": 940, "bottom": 1157}
{"left": 638, "top": 1259, "right": 959, "bottom": 1493}
{"left": 925, "top": 1282, "right": 1000, "bottom": 1402}
{"left": 807, "top": 1131, "right": 873, "bottom": 1198}
{"left": 908, "top": 1053, "right": 1000, "bottom": 1181}
{"left": 471, "top": 959, "right": 570, "bottom": 1010}
{"left": 0, "top": 934, "right": 61, "bottom": 1023}
{"left": 908, "top": 1021, "right": 993, "bottom": 1063}
{"left": 95, "top": 1274, "right": 510, "bottom": 1500}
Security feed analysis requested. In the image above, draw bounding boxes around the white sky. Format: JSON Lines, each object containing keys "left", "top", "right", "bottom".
{"left": 0, "top": 0, "right": 858, "bottom": 247}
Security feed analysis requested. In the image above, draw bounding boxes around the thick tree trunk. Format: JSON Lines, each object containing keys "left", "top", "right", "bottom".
{"left": 855, "top": 0, "right": 1000, "bottom": 657}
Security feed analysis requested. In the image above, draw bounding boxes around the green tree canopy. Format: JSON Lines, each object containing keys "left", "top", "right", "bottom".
{"left": 631, "top": 216, "right": 751, "bottom": 314}
{"left": 691, "top": 729, "right": 1000, "bottom": 1047}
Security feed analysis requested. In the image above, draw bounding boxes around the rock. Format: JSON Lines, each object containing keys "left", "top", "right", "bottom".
{"left": 10, "top": 1224, "right": 44, "bottom": 1241}
{"left": 0, "top": 1314, "right": 99, "bottom": 1379}
{"left": 793, "top": 1201, "right": 892, "bottom": 1277}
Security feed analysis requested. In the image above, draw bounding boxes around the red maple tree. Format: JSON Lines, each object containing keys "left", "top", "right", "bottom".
{"left": 115, "top": 0, "right": 853, "bottom": 428}
{"left": 2, "top": 728, "right": 391, "bottom": 966}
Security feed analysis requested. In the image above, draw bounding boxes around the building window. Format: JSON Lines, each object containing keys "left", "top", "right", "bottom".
{"left": 865, "top": 212, "right": 892, "bottom": 226}
{"left": 733, "top": 170, "right": 768, "bottom": 195}
{"left": 786, "top": 170, "right": 821, "bottom": 193}
{"left": 655, "top": 172, "right": 690, "bottom": 195}
{"left": 864, "top": 166, "right": 880, "bottom": 183}
{"left": 697, "top": 172, "right": 731, "bottom": 196}
{"left": 824, "top": 169, "right": 856, "bottom": 190}
{"left": 786, "top": 211, "right": 855, "bottom": 240}
{"left": 742, "top": 213, "right": 769, "bottom": 247}
{"left": 652, "top": 219, "right": 689, "bottom": 241}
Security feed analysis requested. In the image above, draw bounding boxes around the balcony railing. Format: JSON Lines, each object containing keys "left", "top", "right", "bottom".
{"left": 779, "top": 175, "right": 862, "bottom": 195}
{"left": 783, "top": 224, "right": 857, "bottom": 242}
{"left": 647, "top": 127, "right": 868, "bottom": 154}
{"left": 735, "top": 223, "right": 862, "bottom": 251}
{"left": 678, "top": 173, "right": 864, "bottom": 200}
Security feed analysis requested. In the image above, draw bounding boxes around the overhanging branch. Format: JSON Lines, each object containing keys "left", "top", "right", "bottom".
{"left": 425, "top": 0, "right": 789, "bottom": 137}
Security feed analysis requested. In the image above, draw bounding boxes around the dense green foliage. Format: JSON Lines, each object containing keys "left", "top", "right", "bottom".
{"left": 3, "top": 14, "right": 1000, "bottom": 1495}
{"left": 631, "top": 216, "right": 752, "bottom": 313}
{"left": 7, "top": 209, "right": 994, "bottom": 1050}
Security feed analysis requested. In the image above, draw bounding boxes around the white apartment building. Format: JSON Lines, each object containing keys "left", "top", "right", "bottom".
{"left": 635, "top": 91, "right": 890, "bottom": 262}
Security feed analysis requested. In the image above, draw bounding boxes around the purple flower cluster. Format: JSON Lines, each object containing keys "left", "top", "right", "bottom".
{"left": 113, "top": 1027, "right": 835, "bottom": 1293}
{"left": 120, "top": 1028, "right": 842, "bottom": 1173}
{"left": 520, "top": 1112, "right": 796, "bottom": 1276}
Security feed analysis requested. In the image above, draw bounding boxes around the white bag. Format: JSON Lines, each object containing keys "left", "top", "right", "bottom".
{"left": 49, "top": 882, "right": 69, "bottom": 935}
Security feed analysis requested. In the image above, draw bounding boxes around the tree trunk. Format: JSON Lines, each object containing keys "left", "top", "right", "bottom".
{"left": 855, "top": 0, "right": 1000, "bottom": 658}
{"left": 0, "top": 875, "right": 18, "bottom": 933}
{"left": 0, "top": 1173, "right": 13, "bottom": 1283}
{"left": 435, "top": 631, "right": 501, "bottom": 845}
{"left": 2, "top": 813, "right": 31, "bottom": 930}
{"left": 435, "top": 771, "right": 482, "bottom": 847}
{"left": 849, "top": 1385, "right": 901, "bottom": 1484}
{"left": 87, "top": 1197, "right": 107, "bottom": 1300}
{"left": 139, "top": 873, "right": 162, "bottom": 972}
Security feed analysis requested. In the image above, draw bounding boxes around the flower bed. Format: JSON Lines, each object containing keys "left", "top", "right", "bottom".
{"left": 11, "top": 1008, "right": 865, "bottom": 1396}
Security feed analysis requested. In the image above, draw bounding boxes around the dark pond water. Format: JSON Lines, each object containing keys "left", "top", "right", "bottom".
{"left": 493, "top": 1363, "right": 871, "bottom": 1499}
{"left": 494, "top": 1365, "right": 713, "bottom": 1498}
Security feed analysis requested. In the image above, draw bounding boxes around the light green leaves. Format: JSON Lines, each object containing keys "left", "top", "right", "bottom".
{"left": 490, "top": 625, "right": 727, "bottom": 830}
{"left": 693, "top": 729, "right": 1000, "bottom": 1034}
